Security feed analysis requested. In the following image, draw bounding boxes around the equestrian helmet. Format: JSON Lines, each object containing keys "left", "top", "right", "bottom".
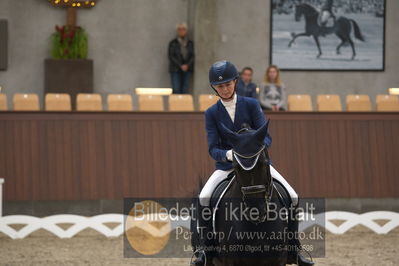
{"left": 208, "top": 60, "right": 239, "bottom": 86}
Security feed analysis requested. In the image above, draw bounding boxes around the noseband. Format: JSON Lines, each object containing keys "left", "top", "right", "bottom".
{"left": 233, "top": 146, "right": 273, "bottom": 205}
{"left": 241, "top": 185, "right": 268, "bottom": 202}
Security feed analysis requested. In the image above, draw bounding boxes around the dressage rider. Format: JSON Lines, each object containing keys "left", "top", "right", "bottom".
{"left": 319, "top": 0, "right": 336, "bottom": 36}
{"left": 191, "top": 60, "right": 314, "bottom": 266}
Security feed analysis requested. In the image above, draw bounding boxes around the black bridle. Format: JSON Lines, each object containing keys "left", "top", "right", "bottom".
{"left": 233, "top": 146, "right": 273, "bottom": 222}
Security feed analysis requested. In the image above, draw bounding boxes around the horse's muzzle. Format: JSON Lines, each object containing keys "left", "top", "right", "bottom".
{"left": 241, "top": 185, "right": 269, "bottom": 224}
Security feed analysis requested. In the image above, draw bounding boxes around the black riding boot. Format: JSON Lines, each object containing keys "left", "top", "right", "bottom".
{"left": 287, "top": 205, "right": 315, "bottom": 266}
{"left": 191, "top": 204, "right": 214, "bottom": 266}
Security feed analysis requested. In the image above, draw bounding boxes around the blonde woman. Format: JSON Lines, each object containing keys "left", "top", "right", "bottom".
{"left": 258, "top": 65, "right": 287, "bottom": 111}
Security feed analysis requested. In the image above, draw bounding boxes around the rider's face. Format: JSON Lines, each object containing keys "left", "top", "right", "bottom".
{"left": 214, "top": 80, "right": 236, "bottom": 100}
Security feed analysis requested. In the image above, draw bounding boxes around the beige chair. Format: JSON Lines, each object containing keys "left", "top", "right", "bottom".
{"left": 107, "top": 94, "right": 133, "bottom": 111}
{"left": 169, "top": 94, "right": 194, "bottom": 111}
{"left": 0, "top": 94, "right": 7, "bottom": 110}
{"left": 198, "top": 94, "right": 218, "bottom": 111}
{"left": 76, "top": 93, "right": 102, "bottom": 111}
{"left": 138, "top": 95, "right": 164, "bottom": 111}
{"left": 13, "top": 93, "right": 40, "bottom": 111}
{"left": 45, "top": 93, "right": 71, "bottom": 111}
{"left": 317, "top": 94, "right": 342, "bottom": 111}
{"left": 346, "top": 95, "right": 372, "bottom": 111}
{"left": 288, "top": 94, "right": 312, "bottom": 111}
{"left": 376, "top": 95, "right": 399, "bottom": 111}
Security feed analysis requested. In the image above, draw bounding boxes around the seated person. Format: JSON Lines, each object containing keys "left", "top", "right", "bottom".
{"left": 236, "top": 67, "right": 257, "bottom": 98}
{"left": 258, "top": 65, "right": 287, "bottom": 111}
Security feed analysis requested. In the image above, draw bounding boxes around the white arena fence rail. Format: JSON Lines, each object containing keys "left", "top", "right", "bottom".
{"left": 0, "top": 211, "right": 398, "bottom": 239}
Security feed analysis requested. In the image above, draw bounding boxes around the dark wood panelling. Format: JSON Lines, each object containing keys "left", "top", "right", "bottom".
{"left": 0, "top": 112, "right": 398, "bottom": 200}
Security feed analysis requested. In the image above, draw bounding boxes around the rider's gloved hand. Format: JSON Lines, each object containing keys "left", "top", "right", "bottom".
{"left": 226, "top": 150, "right": 233, "bottom": 161}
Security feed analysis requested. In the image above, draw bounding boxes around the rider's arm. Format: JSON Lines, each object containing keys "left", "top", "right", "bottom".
{"left": 205, "top": 109, "right": 229, "bottom": 162}
{"left": 250, "top": 99, "right": 272, "bottom": 148}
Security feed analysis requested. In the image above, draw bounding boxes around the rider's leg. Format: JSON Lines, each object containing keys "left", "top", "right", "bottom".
{"left": 192, "top": 169, "right": 233, "bottom": 266}
{"left": 192, "top": 201, "right": 213, "bottom": 266}
{"left": 269, "top": 166, "right": 314, "bottom": 266}
{"left": 287, "top": 198, "right": 314, "bottom": 266}
{"left": 269, "top": 165, "right": 298, "bottom": 206}
{"left": 319, "top": 10, "right": 331, "bottom": 36}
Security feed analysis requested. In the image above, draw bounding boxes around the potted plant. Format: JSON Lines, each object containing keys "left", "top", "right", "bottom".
{"left": 51, "top": 25, "right": 88, "bottom": 59}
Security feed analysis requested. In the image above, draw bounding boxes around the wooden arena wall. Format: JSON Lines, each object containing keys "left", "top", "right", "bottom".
{"left": 0, "top": 112, "right": 398, "bottom": 200}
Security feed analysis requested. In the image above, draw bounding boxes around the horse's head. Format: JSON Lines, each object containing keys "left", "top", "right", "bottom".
{"left": 220, "top": 121, "right": 272, "bottom": 223}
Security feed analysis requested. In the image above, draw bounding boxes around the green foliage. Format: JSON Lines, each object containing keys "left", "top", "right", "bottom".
{"left": 51, "top": 25, "right": 88, "bottom": 59}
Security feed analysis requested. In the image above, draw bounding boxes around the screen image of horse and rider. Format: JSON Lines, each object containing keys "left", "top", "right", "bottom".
{"left": 270, "top": 0, "right": 385, "bottom": 70}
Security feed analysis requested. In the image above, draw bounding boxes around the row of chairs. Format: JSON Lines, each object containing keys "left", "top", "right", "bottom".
{"left": 0, "top": 93, "right": 398, "bottom": 112}
{"left": 0, "top": 93, "right": 218, "bottom": 111}
{"left": 289, "top": 94, "right": 399, "bottom": 112}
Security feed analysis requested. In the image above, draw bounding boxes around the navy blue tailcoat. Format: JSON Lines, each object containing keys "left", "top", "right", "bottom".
{"left": 204, "top": 95, "right": 272, "bottom": 170}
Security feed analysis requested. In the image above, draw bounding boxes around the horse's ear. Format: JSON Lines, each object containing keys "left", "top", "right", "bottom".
{"left": 219, "top": 123, "right": 239, "bottom": 144}
{"left": 253, "top": 120, "right": 270, "bottom": 142}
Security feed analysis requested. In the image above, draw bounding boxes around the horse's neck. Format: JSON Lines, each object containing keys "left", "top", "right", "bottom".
{"left": 303, "top": 5, "right": 319, "bottom": 23}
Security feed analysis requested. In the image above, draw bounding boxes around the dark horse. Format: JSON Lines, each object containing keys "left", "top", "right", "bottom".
{"left": 191, "top": 122, "right": 294, "bottom": 266}
{"left": 288, "top": 3, "right": 365, "bottom": 60}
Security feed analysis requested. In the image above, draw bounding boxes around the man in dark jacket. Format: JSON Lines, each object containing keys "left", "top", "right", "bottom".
{"left": 168, "top": 23, "right": 194, "bottom": 94}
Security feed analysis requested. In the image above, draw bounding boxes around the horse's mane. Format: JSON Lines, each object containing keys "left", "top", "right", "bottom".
{"left": 298, "top": 3, "right": 319, "bottom": 15}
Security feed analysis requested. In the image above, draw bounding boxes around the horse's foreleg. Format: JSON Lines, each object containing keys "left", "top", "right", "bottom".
{"left": 288, "top": 32, "right": 297, "bottom": 48}
{"left": 313, "top": 35, "right": 322, "bottom": 58}
{"left": 288, "top": 32, "right": 309, "bottom": 48}
{"left": 336, "top": 41, "right": 345, "bottom": 55}
{"left": 348, "top": 38, "right": 356, "bottom": 60}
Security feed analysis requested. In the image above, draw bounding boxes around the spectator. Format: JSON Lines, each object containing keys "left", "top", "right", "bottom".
{"left": 236, "top": 67, "right": 257, "bottom": 98}
{"left": 258, "top": 65, "right": 287, "bottom": 111}
{"left": 168, "top": 23, "right": 194, "bottom": 94}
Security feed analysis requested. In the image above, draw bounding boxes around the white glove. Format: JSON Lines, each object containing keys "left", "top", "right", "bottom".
{"left": 226, "top": 150, "right": 233, "bottom": 161}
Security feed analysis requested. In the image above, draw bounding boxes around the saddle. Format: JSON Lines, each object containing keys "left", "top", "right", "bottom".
{"left": 210, "top": 171, "right": 235, "bottom": 209}
{"left": 209, "top": 172, "right": 292, "bottom": 230}
{"left": 273, "top": 179, "right": 292, "bottom": 209}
